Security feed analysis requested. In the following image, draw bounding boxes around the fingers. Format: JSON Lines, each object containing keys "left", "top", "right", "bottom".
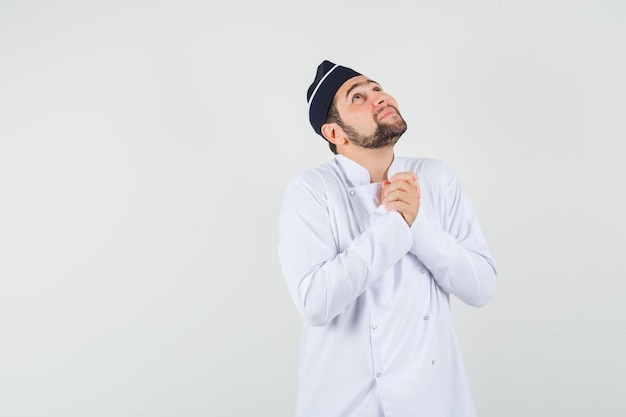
{"left": 381, "top": 171, "right": 420, "bottom": 226}
{"left": 384, "top": 198, "right": 419, "bottom": 226}
{"left": 382, "top": 178, "right": 420, "bottom": 202}
{"left": 381, "top": 186, "right": 419, "bottom": 206}
{"left": 384, "top": 199, "right": 416, "bottom": 217}
{"left": 389, "top": 172, "right": 418, "bottom": 185}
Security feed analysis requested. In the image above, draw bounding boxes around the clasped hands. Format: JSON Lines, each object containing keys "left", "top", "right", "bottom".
{"left": 381, "top": 172, "right": 420, "bottom": 226}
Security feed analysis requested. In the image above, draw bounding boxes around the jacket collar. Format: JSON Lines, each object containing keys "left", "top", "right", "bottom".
{"left": 334, "top": 154, "right": 400, "bottom": 187}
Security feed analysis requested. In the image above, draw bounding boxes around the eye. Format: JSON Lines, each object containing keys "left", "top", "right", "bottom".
{"left": 373, "top": 86, "right": 382, "bottom": 92}
{"left": 351, "top": 93, "right": 364, "bottom": 102}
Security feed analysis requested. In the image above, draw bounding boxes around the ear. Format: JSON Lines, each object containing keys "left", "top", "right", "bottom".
{"left": 321, "top": 123, "right": 348, "bottom": 147}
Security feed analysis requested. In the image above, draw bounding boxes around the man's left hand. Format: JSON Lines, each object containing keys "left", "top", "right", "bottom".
{"left": 381, "top": 172, "right": 420, "bottom": 226}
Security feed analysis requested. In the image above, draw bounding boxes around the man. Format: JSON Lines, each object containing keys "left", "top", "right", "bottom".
{"left": 278, "top": 60, "right": 497, "bottom": 417}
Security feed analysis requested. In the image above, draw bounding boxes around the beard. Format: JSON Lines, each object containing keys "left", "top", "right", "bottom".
{"left": 339, "top": 106, "right": 408, "bottom": 149}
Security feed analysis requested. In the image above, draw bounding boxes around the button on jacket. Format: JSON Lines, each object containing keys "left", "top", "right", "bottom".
{"left": 278, "top": 154, "right": 497, "bottom": 417}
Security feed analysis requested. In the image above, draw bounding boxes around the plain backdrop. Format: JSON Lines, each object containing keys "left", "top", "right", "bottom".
{"left": 1, "top": 1, "right": 625, "bottom": 416}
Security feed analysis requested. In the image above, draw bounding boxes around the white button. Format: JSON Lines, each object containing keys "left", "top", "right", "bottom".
{"left": 376, "top": 372, "right": 382, "bottom": 378}
{"left": 432, "top": 360, "right": 435, "bottom": 365}
{"left": 349, "top": 190, "right": 355, "bottom": 196}
{"left": 372, "top": 324, "right": 378, "bottom": 330}
{"left": 423, "top": 315, "right": 429, "bottom": 321}
{"left": 420, "top": 268, "right": 426, "bottom": 274}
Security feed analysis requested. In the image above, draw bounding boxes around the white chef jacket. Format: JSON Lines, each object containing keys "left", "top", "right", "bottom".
{"left": 278, "top": 154, "right": 497, "bottom": 417}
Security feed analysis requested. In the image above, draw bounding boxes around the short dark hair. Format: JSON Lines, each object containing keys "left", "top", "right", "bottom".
{"left": 324, "top": 99, "right": 341, "bottom": 154}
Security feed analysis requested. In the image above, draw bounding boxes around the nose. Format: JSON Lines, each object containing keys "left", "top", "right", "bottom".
{"left": 373, "top": 92, "right": 388, "bottom": 107}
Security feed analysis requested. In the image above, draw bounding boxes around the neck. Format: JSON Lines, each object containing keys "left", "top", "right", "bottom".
{"left": 339, "top": 146, "right": 394, "bottom": 183}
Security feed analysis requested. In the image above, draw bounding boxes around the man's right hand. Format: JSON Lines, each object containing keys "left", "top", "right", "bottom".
{"left": 381, "top": 172, "right": 421, "bottom": 226}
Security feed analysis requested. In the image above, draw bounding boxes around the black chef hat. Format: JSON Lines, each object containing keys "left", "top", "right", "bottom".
{"left": 307, "top": 60, "right": 361, "bottom": 137}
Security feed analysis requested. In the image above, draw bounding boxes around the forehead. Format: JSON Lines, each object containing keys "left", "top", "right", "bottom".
{"left": 335, "top": 75, "right": 378, "bottom": 100}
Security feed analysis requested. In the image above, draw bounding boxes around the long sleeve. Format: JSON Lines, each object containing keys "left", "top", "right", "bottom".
{"left": 280, "top": 156, "right": 490, "bottom": 417}
{"left": 278, "top": 175, "right": 412, "bottom": 326}
{"left": 409, "top": 162, "right": 497, "bottom": 307}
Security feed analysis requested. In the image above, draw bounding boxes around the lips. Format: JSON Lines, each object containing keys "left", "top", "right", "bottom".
{"left": 378, "top": 107, "right": 397, "bottom": 120}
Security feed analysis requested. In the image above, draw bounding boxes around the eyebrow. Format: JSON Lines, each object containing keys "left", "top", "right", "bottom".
{"left": 345, "top": 79, "right": 379, "bottom": 100}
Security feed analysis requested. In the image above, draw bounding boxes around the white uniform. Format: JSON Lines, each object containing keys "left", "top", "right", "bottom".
{"left": 278, "top": 154, "right": 497, "bottom": 417}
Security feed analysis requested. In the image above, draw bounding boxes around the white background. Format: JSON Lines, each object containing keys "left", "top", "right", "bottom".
{"left": 1, "top": 1, "right": 625, "bottom": 416}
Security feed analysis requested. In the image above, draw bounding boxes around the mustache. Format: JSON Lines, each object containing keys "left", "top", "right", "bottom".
{"left": 376, "top": 105, "right": 401, "bottom": 119}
